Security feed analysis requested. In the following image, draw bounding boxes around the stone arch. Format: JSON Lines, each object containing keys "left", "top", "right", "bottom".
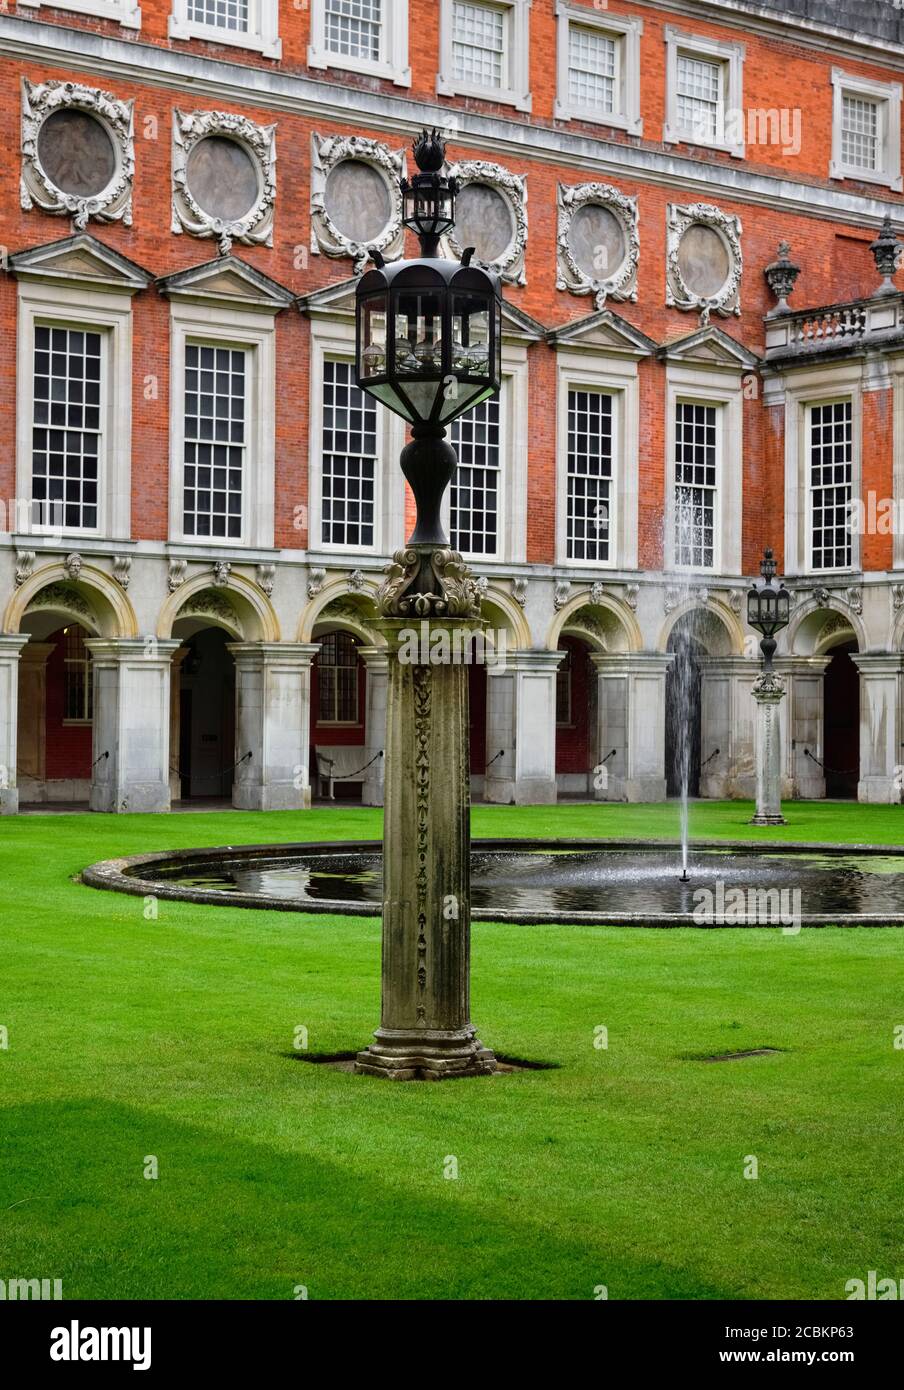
{"left": 480, "top": 586, "right": 532, "bottom": 650}
{"left": 299, "top": 580, "right": 383, "bottom": 645}
{"left": 789, "top": 600, "right": 864, "bottom": 656}
{"left": 658, "top": 598, "right": 743, "bottom": 657}
{"left": 158, "top": 572, "right": 280, "bottom": 642}
{"left": 546, "top": 591, "right": 642, "bottom": 654}
{"left": 4, "top": 561, "right": 139, "bottom": 638}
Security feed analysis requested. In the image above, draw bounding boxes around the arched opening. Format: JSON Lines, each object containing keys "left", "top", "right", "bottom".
{"left": 17, "top": 622, "right": 95, "bottom": 805}
{"left": 555, "top": 635, "right": 596, "bottom": 798}
{"left": 173, "top": 625, "right": 237, "bottom": 803}
{"left": 469, "top": 662, "right": 488, "bottom": 792}
{"left": 823, "top": 640, "right": 860, "bottom": 799}
{"left": 310, "top": 629, "right": 367, "bottom": 801}
{"left": 665, "top": 620, "right": 705, "bottom": 800}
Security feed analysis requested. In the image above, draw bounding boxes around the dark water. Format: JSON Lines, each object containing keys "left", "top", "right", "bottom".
{"left": 142, "top": 848, "right": 904, "bottom": 920}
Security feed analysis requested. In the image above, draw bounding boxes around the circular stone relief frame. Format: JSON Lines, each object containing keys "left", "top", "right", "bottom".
{"left": 172, "top": 109, "right": 276, "bottom": 256}
{"left": 310, "top": 132, "right": 406, "bottom": 274}
{"left": 443, "top": 159, "right": 528, "bottom": 287}
{"left": 556, "top": 182, "right": 639, "bottom": 309}
{"left": 20, "top": 78, "right": 134, "bottom": 230}
{"left": 666, "top": 202, "right": 742, "bottom": 323}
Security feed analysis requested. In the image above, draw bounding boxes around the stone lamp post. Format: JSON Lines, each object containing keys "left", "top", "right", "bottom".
{"left": 352, "top": 129, "right": 502, "bottom": 1080}
{"left": 747, "top": 548, "right": 791, "bottom": 826}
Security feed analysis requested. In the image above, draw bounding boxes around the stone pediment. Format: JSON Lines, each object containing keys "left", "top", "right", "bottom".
{"left": 156, "top": 256, "right": 294, "bottom": 312}
{"left": 547, "top": 308, "right": 657, "bottom": 358}
{"left": 657, "top": 326, "right": 760, "bottom": 371}
{"left": 298, "top": 278, "right": 546, "bottom": 341}
{"left": 9, "top": 233, "right": 151, "bottom": 293}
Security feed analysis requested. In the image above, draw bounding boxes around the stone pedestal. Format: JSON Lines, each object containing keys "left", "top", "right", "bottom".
{"left": 355, "top": 553, "right": 496, "bottom": 1080}
{"left": 484, "top": 651, "right": 563, "bottom": 805}
{"left": 0, "top": 635, "right": 29, "bottom": 813}
{"left": 85, "top": 638, "right": 181, "bottom": 813}
{"left": 589, "top": 652, "right": 672, "bottom": 802}
{"left": 851, "top": 653, "right": 904, "bottom": 804}
{"left": 751, "top": 668, "right": 787, "bottom": 825}
{"left": 227, "top": 642, "right": 320, "bottom": 811}
{"left": 359, "top": 645, "right": 389, "bottom": 807}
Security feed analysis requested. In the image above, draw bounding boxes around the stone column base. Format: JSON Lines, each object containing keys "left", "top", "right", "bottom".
{"left": 750, "top": 812, "right": 787, "bottom": 826}
{"left": 356, "top": 1027, "right": 496, "bottom": 1081}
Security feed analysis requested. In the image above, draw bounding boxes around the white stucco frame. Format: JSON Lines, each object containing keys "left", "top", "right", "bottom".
{"left": 782, "top": 360, "right": 863, "bottom": 578}
{"left": 16, "top": 279, "right": 136, "bottom": 543}
{"left": 307, "top": 316, "right": 406, "bottom": 560}
{"left": 307, "top": 0, "right": 410, "bottom": 86}
{"left": 441, "top": 339, "right": 529, "bottom": 565}
{"left": 664, "top": 363, "right": 744, "bottom": 577}
{"left": 18, "top": 0, "right": 140, "bottom": 27}
{"left": 169, "top": 0, "right": 281, "bottom": 59}
{"left": 663, "top": 24, "right": 746, "bottom": 159}
{"left": 437, "top": 0, "right": 532, "bottom": 113}
{"left": 167, "top": 300, "right": 278, "bottom": 549}
{"left": 555, "top": 347, "right": 640, "bottom": 571}
{"left": 830, "top": 68, "right": 903, "bottom": 193}
{"left": 553, "top": 0, "right": 642, "bottom": 135}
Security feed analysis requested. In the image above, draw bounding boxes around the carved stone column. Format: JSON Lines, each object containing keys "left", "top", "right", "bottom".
{"left": 751, "top": 669, "right": 787, "bottom": 825}
{"left": 355, "top": 547, "right": 496, "bottom": 1080}
{"left": 484, "top": 651, "right": 563, "bottom": 805}
{"left": 227, "top": 642, "right": 321, "bottom": 811}
{"left": 851, "top": 653, "right": 904, "bottom": 804}
{"left": 168, "top": 646, "right": 189, "bottom": 802}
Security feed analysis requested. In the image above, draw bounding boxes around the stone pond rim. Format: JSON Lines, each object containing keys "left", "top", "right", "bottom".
{"left": 79, "top": 838, "right": 904, "bottom": 928}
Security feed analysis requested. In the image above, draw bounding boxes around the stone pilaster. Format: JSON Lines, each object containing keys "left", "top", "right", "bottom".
{"left": 589, "top": 652, "right": 672, "bottom": 802}
{"left": 699, "top": 656, "right": 758, "bottom": 799}
{"left": 851, "top": 653, "right": 904, "bottom": 804}
{"left": 484, "top": 650, "right": 563, "bottom": 805}
{"left": 774, "top": 656, "right": 832, "bottom": 799}
{"left": 168, "top": 646, "right": 188, "bottom": 802}
{"left": 227, "top": 642, "right": 320, "bottom": 811}
{"left": 85, "top": 638, "right": 181, "bottom": 813}
{"left": 0, "top": 635, "right": 30, "bottom": 814}
{"left": 751, "top": 668, "right": 787, "bottom": 825}
{"left": 359, "top": 645, "right": 389, "bottom": 807}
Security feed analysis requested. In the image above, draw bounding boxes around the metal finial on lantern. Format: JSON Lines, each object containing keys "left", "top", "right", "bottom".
{"left": 401, "top": 128, "right": 458, "bottom": 257}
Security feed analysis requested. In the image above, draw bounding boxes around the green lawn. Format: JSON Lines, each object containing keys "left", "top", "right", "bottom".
{"left": 1, "top": 800, "right": 903, "bottom": 1300}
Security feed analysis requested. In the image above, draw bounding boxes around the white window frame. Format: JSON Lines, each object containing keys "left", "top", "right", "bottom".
{"left": 169, "top": 0, "right": 281, "bottom": 59}
{"left": 16, "top": 280, "right": 134, "bottom": 543}
{"left": 805, "top": 398, "right": 855, "bottom": 576}
{"left": 437, "top": 0, "right": 532, "bottom": 113}
{"left": 18, "top": 0, "right": 140, "bottom": 28}
{"left": 830, "top": 68, "right": 903, "bottom": 192}
{"left": 308, "top": 319, "right": 405, "bottom": 559}
{"left": 663, "top": 25, "right": 745, "bottom": 159}
{"left": 168, "top": 301, "right": 277, "bottom": 549}
{"left": 554, "top": 1, "right": 642, "bottom": 135}
{"left": 308, "top": 0, "right": 410, "bottom": 85}
{"left": 782, "top": 362, "right": 863, "bottom": 578}
{"left": 555, "top": 349, "right": 640, "bottom": 571}
{"left": 664, "top": 364, "right": 743, "bottom": 577}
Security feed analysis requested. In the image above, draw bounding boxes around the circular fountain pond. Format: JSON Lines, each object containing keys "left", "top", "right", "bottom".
{"left": 81, "top": 839, "right": 904, "bottom": 926}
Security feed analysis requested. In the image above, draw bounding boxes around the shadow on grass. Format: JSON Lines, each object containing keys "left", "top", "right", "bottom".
{"left": 1, "top": 1098, "right": 731, "bottom": 1300}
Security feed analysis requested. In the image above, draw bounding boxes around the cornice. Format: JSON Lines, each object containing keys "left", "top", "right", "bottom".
{"left": 0, "top": 14, "right": 902, "bottom": 233}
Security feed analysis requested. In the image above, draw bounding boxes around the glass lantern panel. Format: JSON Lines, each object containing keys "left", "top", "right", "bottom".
{"left": 776, "top": 591, "right": 790, "bottom": 623}
{"left": 451, "top": 294, "right": 491, "bottom": 378}
{"left": 399, "top": 379, "right": 444, "bottom": 421}
{"left": 359, "top": 294, "right": 388, "bottom": 379}
{"left": 440, "top": 381, "right": 493, "bottom": 423}
{"left": 394, "top": 290, "right": 444, "bottom": 376}
{"left": 367, "top": 381, "right": 416, "bottom": 423}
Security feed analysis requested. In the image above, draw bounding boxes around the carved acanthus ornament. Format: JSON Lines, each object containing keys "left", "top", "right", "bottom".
{"left": 172, "top": 109, "right": 276, "bottom": 255}
{"left": 556, "top": 182, "right": 639, "bottom": 309}
{"left": 21, "top": 78, "right": 135, "bottom": 230}
{"left": 666, "top": 202, "right": 742, "bottom": 323}
{"left": 310, "top": 132, "right": 405, "bottom": 273}
{"left": 377, "top": 548, "right": 482, "bottom": 620}
{"left": 442, "top": 159, "right": 528, "bottom": 286}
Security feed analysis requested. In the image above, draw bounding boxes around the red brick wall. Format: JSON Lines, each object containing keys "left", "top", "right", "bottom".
{"left": 2, "top": 2, "right": 901, "bottom": 570}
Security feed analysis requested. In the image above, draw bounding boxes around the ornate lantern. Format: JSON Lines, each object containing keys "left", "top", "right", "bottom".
{"left": 355, "top": 129, "right": 503, "bottom": 544}
{"left": 747, "top": 548, "right": 791, "bottom": 670}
